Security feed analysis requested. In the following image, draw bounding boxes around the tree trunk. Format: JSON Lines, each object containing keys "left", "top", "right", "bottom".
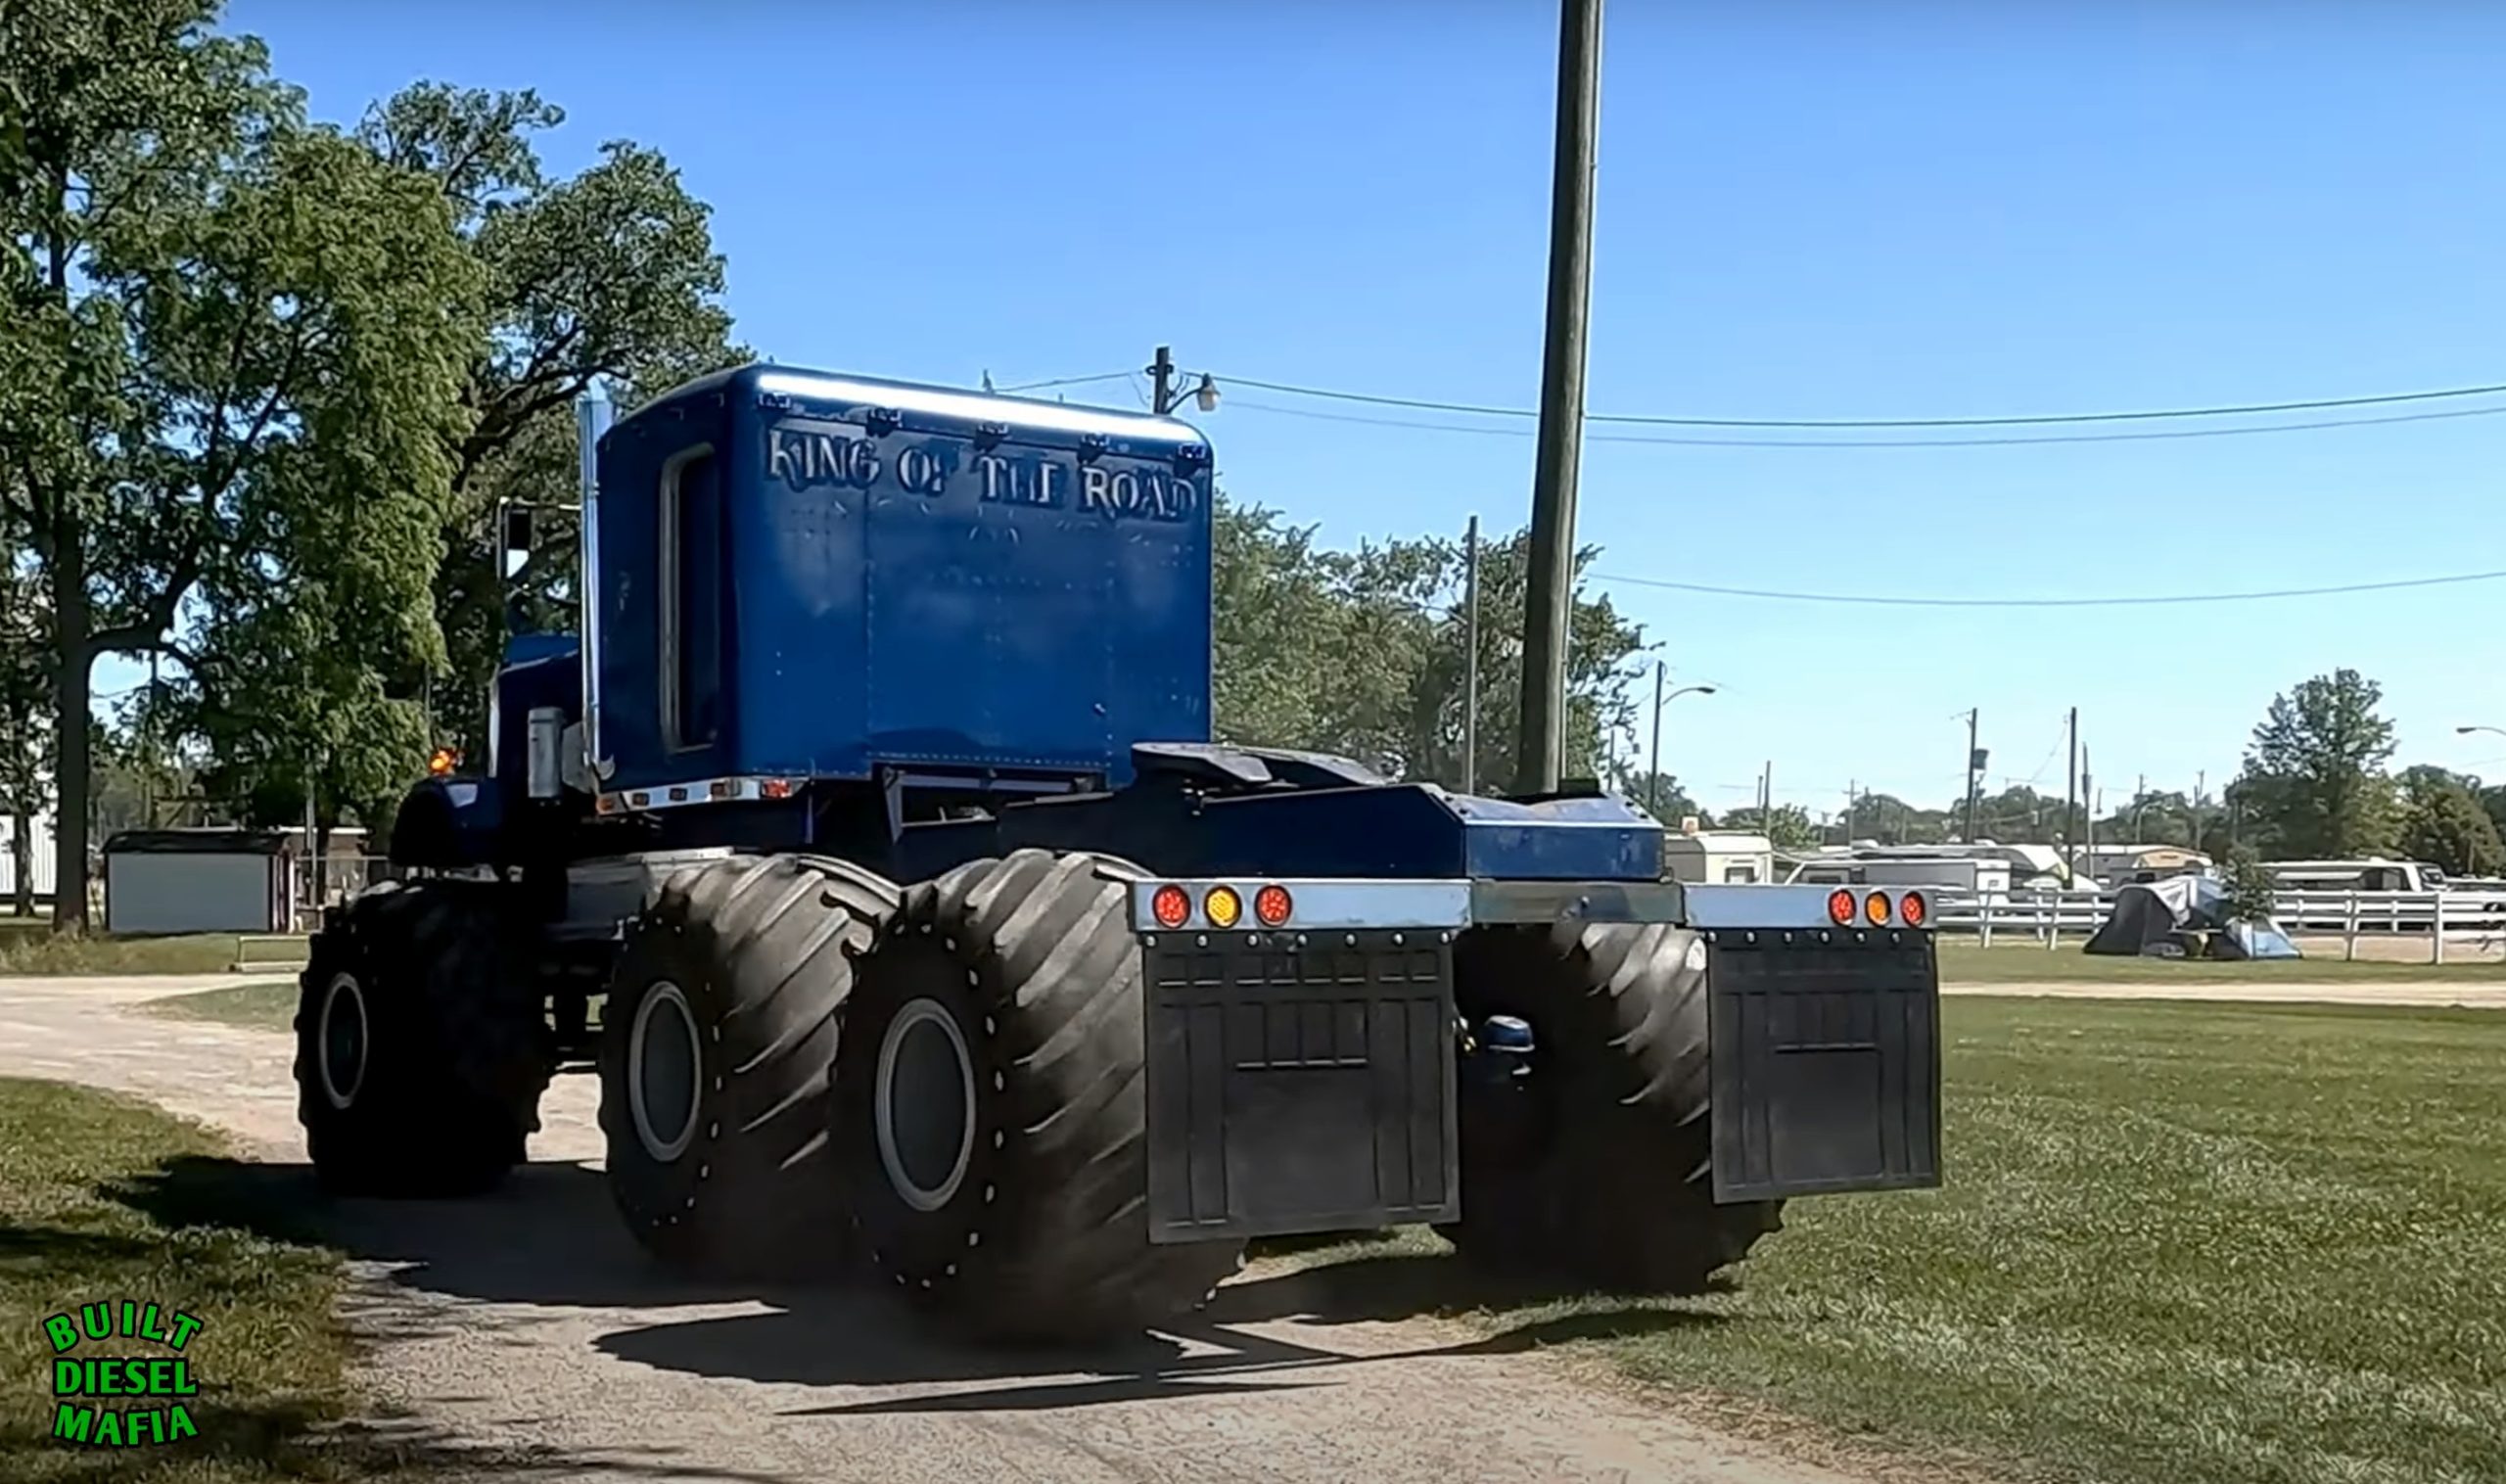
{"left": 8, "top": 808, "right": 28, "bottom": 917}
{"left": 49, "top": 536, "right": 91, "bottom": 934}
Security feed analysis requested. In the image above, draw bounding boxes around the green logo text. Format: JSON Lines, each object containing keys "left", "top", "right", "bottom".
{"left": 43, "top": 1300, "right": 205, "bottom": 1448}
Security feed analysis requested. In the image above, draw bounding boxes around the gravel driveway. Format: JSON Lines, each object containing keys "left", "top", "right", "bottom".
{"left": 0, "top": 974, "right": 1891, "bottom": 1484}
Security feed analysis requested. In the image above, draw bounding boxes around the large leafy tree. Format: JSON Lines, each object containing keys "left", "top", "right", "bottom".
{"left": 2232, "top": 669, "right": 2399, "bottom": 858}
{"left": 2395, "top": 765, "right": 2505, "bottom": 877}
{"left": 1209, "top": 494, "right": 1646, "bottom": 790}
{"left": 354, "top": 83, "right": 743, "bottom": 765}
{"left": 1, "top": 1, "right": 478, "bottom": 927}
{"left": 1718, "top": 803, "right": 1822, "bottom": 853}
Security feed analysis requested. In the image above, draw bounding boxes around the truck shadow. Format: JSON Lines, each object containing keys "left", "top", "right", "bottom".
{"left": 102, "top": 1152, "right": 1722, "bottom": 1414}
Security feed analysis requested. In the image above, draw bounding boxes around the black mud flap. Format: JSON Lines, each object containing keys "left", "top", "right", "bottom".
{"left": 1141, "top": 931, "right": 1459, "bottom": 1244}
{"left": 1706, "top": 930, "right": 1941, "bottom": 1202}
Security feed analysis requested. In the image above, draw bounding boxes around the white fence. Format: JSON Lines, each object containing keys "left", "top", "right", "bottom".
{"left": 1930, "top": 888, "right": 2506, "bottom": 963}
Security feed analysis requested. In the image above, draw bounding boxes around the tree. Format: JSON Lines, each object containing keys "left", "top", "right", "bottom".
{"left": 2, "top": 2, "right": 480, "bottom": 928}
{"left": 0, "top": 561, "right": 48, "bottom": 913}
{"left": 1720, "top": 803, "right": 1821, "bottom": 853}
{"left": 2221, "top": 843, "right": 2276, "bottom": 925}
{"left": 1615, "top": 770, "right": 1705, "bottom": 825}
{"left": 2094, "top": 789, "right": 2200, "bottom": 849}
{"left": 1208, "top": 495, "right": 1647, "bottom": 789}
{"left": 2232, "top": 669, "right": 2398, "bottom": 859}
{"left": 2395, "top": 766, "right": 2505, "bottom": 878}
{"left": 355, "top": 83, "right": 744, "bottom": 765}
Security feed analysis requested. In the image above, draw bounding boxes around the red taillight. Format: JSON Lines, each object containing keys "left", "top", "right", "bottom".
{"left": 1827, "top": 889, "right": 1857, "bottom": 926}
{"left": 1864, "top": 891, "right": 1892, "bottom": 926}
{"left": 1151, "top": 884, "right": 1191, "bottom": 929}
{"left": 1900, "top": 891, "right": 1927, "bottom": 927}
{"left": 1254, "top": 884, "right": 1293, "bottom": 926}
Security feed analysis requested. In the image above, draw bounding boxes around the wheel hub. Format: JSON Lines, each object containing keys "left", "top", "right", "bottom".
{"left": 316, "top": 972, "right": 368, "bottom": 1111}
{"left": 627, "top": 980, "right": 703, "bottom": 1163}
{"left": 874, "top": 997, "right": 977, "bottom": 1212}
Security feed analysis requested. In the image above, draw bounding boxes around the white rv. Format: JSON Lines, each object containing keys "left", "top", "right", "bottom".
{"left": 1661, "top": 829, "right": 1776, "bottom": 885}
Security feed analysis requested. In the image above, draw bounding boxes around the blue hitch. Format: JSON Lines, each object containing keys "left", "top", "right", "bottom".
{"left": 1462, "top": 1014, "right": 1536, "bottom": 1091}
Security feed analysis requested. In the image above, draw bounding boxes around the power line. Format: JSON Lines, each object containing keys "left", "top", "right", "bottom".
{"left": 1590, "top": 567, "right": 2506, "bottom": 609}
{"left": 1220, "top": 373, "right": 2506, "bottom": 430}
{"left": 1228, "top": 394, "right": 2506, "bottom": 448}
{"left": 996, "top": 371, "right": 1133, "bottom": 394}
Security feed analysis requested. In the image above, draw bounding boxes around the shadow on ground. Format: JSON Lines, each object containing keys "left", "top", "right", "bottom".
{"left": 98, "top": 1152, "right": 1725, "bottom": 1425}
{"left": 3, "top": 1394, "right": 822, "bottom": 1484}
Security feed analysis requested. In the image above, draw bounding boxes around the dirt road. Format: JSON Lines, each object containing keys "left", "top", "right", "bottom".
{"left": 0, "top": 974, "right": 1894, "bottom": 1484}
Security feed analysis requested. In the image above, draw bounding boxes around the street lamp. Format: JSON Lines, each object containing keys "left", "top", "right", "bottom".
{"left": 2459, "top": 724, "right": 2506, "bottom": 740}
{"left": 1646, "top": 663, "right": 1716, "bottom": 817}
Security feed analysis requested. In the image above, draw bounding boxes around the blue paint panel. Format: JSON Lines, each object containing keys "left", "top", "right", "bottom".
{"left": 491, "top": 650, "right": 583, "bottom": 800}
{"left": 592, "top": 388, "right": 733, "bottom": 794}
{"left": 593, "top": 363, "right": 1211, "bottom": 793}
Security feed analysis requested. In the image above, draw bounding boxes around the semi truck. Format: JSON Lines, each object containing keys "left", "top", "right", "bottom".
{"left": 296, "top": 363, "right": 1942, "bottom": 1342}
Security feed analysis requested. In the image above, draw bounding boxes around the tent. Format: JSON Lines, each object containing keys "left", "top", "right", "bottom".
{"left": 2083, "top": 876, "right": 2301, "bottom": 960}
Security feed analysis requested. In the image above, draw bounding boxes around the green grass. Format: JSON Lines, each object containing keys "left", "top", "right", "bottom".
{"left": 1284, "top": 998, "right": 2506, "bottom": 1484}
{"left": 0, "top": 1077, "right": 416, "bottom": 1481}
{"left": 0, "top": 934, "right": 302, "bottom": 978}
{"left": 139, "top": 985, "right": 300, "bottom": 1033}
{"left": 1938, "top": 938, "right": 2505, "bottom": 983}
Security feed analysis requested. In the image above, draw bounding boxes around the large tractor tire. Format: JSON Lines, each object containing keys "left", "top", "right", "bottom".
{"left": 599, "top": 853, "right": 899, "bottom": 1280}
{"left": 294, "top": 879, "right": 551, "bottom": 1197}
{"left": 1443, "top": 921, "right": 1785, "bottom": 1293}
{"left": 835, "top": 848, "right": 1246, "bottom": 1343}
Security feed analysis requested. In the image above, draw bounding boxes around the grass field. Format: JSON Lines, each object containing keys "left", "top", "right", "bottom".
{"left": 1937, "top": 938, "right": 2503, "bottom": 983}
{"left": 139, "top": 983, "right": 300, "bottom": 1032}
{"left": 0, "top": 928, "right": 270, "bottom": 978}
{"left": 1275, "top": 997, "right": 2506, "bottom": 1484}
{"left": 0, "top": 1078, "right": 413, "bottom": 1482}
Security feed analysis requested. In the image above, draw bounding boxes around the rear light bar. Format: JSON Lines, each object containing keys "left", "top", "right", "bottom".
{"left": 1131, "top": 879, "right": 1938, "bottom": 934}
{"left": 1826, "top": 888, "right": 1929, "bottom": 930}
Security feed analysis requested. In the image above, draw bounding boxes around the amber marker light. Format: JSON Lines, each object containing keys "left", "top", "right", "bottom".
{"left": 1864, "top": 891, "right": 1892, "bottom": 926}
{"left": 1204, "top": 885, "right": 1244, "bottom": 929}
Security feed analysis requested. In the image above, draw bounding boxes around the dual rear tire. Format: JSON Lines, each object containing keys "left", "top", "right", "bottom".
{"left": 599, "top": 847, "right": 1239, "bottom": 1339}
{"left": 293, "top": 880, "right": 551, "bottom": 1197}
{"left": 1442, "top": 920, "right": 1786, "bottom": 1293}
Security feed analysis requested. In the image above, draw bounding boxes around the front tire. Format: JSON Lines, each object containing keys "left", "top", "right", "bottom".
{"left": 293, "top": 880, "right": 550, "bottom": 1197}
{"left": 837, "top": 849, "right": 1245, "bottom": 1343}
{"left": 598, "top": 854, "right": 899, "bottom": 1280}
{"left": 1443, "top": 921, "right": 1784, "bottom": 1292}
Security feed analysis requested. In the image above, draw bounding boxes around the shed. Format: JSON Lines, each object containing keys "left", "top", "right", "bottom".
{"left": 103, "top": 829, "right": 292, "bottom": 936}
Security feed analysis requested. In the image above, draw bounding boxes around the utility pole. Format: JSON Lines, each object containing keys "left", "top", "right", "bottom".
{"left": 2064, "top": 706, "right": 2079, "bottom": 851}
{"left": 1647, "top": 661, "right": 1664, "bottom": 815}
{"left": 1513, "top": 0, "right": 1604, "bottom": 796}
{"left": 1147, "top": 345, "right": 1176, "bottom": 414}
{"left": 1963, "top": 708, "right": 1983, "bottom": 845}
{"left": 1462, "top": 515, "right": 1481, "bottom": 796}
{"left": 2082, "top": 745, "right": 2096, "bottom": 868}
{"left": 1759, "top": 761, "right": 1773, "bottom": 829}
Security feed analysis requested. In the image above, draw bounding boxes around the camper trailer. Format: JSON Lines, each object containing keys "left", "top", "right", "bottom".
{"left": 2078, "top": 844, "right": 2213, "bottom": 892}
{"left": 1660, "top": 829, "right": 1777, "bottom": 885}
{"left": 1784, "top": 846, "right": 2017, "bottom": 896}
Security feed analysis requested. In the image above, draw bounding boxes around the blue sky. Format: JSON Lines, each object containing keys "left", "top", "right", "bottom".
{"left": 193, "top": 0, "right": 2506, "bottom": 822}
